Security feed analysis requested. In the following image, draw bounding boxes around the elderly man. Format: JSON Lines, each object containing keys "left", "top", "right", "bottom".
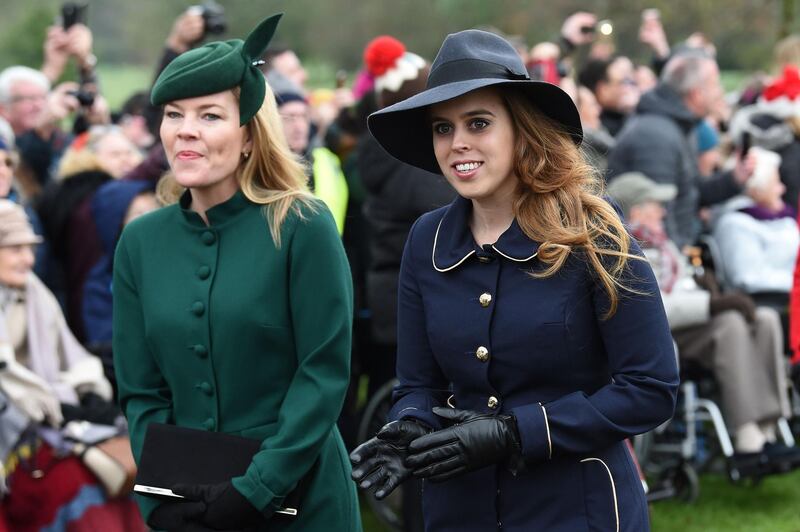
{"left": 0, "top": 23, "right": 104, "bottom": 193}
{"left": 607, "top": 51, "right": 752, "bottom": 249}
{"left": 608, "top": 172, "right": 800, "bottom": 476}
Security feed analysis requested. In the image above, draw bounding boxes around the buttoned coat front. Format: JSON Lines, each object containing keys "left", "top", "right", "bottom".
{"left": 112, "top": 191, "right": 360, "bottom": 531}
{"left": 390, "top": 196, "right": 679, "bottom": 532}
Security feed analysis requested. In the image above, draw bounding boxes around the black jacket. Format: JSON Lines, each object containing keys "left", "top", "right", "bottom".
{"left": 607, "top": 84, "right": 741, "bottom": 248}
{"left": 359, "top": 134, "right": 455, "bottom": 344}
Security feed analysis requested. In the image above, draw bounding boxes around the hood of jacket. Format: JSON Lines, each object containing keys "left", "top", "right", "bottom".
{"left": 637, "top": 84, "right": 700, "bottom": 132}
{"left": 91, "top": 180, "right": 153, "bottom": 254}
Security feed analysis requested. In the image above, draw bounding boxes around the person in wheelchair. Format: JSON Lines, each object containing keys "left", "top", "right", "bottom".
{"left": 0, "top": 200, "right": 140, "bottom": 529}
{"left": 607, "top": 172, "right": 800, "bottom": 476}
{"left": 712, "top": 147, "right": 798, "bottom": 302}
{"left": 352, "top": 29, "right": 679, "bottom": 531}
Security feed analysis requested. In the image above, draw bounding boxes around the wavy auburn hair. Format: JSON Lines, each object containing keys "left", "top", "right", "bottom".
{"left": 158, "top": 82, "right": 315, "bottom": 246}
{"left": 499, "top": 87, "right": 641, "bottom": 318}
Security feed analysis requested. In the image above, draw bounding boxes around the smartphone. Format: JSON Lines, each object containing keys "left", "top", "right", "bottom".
{"left": 741, "top": 131, "right": 752, "bottom": 157}
{"left": 62, "top": 2, "right": 88, "bottom": 29}
{"left": 642, "top": 8, "right": 661, "bottom": 21}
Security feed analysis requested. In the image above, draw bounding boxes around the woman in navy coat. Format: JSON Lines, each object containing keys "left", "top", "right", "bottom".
{"left": 350, "top": 29, "right": 679, "bottom": 532}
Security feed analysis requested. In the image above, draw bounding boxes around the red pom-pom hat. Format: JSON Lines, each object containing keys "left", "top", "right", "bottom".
{"left": 757, "top": 66, "right": 800, "bottom": 118}
{"left": 364, "top": 35, "right": 425, "bottom": 93}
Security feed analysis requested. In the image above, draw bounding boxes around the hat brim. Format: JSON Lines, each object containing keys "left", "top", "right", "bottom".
{"left": 644, "top": 184, "right": 678, "bottom": 203}
{"left": 1, "top": 234, "right": 43, "bottom": 247}
{"left": 368, "top": 78, "right": 582, "bottom": 174}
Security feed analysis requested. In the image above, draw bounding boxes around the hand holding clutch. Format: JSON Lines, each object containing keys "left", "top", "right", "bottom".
{"left": 147, "top": 500, "right": 206, "bottom": 531}
{"left": 406, "top": 407, "right": 522, "bottom": 482}
{"left": 173, "top": 481, "right": 266, "bottom": 529}
{"left": 350, "top": 419, "right": 429, "bottom": 499}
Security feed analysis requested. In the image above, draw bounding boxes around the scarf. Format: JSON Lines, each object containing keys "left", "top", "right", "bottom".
{"left": 630, "top": 222, "right": 680, "bottom": 293}
{"left": 738, "top": 204, "right": 797, "bottom": 221}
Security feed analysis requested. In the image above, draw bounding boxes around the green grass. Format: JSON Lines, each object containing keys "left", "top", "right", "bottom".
{"left": 96, "top": 64, "right": 152, "bottom": 110}
{"left": 358, "top": 469, "right": 800, "bottom": 531}
{"left": 650, "top": 470, "right": 800, "bottom": 531}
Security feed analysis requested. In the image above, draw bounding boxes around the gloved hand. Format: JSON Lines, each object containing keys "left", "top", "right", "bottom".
{"left": 709, "top": 292, "right": 756, "bottom": 323}
{"left": 0, "top": 345, "right": 62, "bottom": 426}
{"left": 350, "top": 419, "right": 429, "bottom": 499}
{"left": 147, "top": 500, "right": 207, "bottom": 531}
{"left": 406, "top": 407, "right": 522, "bottom": 482}
{"left": 61, "top": 392, "right": 121, "bottom": 425}
{"left": 172, "top": 481, "right": 266, "bottom": 530}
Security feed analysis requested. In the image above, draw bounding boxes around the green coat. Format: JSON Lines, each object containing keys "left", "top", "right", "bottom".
{"left": 112, "top": 190, "right": 361, "bottom": 531}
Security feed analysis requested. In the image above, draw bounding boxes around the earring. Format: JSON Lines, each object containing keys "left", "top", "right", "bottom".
{"left": 242, "top": 152, "right": 251, "bottom": 160}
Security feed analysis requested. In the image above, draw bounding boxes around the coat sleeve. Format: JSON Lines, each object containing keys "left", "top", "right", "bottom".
{"left": 232, "top": 207, "right": 353, "bottom": 513}
{"left": 112, "top": 232, "right": 173, "bottom": 522}
{"left": 713, "top": 213, "right": 793, "bottom": 293}
{"left": 697, "top": 170, "right": 741, "bottom": 207}
{"left": 387, "top": 217, "right": 450, "bottom": 430}
{"left": 511, "top": 240, "right": 679, "bottom": 462}
{"left": 791, "top": 226, "right": 800, "bottom": 360}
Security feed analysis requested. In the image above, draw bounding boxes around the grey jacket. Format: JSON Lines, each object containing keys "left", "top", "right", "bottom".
{"left": 608, "top": 85, "right": 741, "bottom": 248}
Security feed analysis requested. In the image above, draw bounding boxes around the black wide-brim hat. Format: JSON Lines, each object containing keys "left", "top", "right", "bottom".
{"left": 368, "top": 29, "right": 582, "bottom": 175}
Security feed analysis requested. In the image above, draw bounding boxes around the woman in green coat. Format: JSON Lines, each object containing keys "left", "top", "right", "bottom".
{"left": 112, "top": 14, "right": 361, "bottom": 531}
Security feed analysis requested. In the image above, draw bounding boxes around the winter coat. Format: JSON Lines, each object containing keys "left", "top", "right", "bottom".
{"left": 83, "top": 179, "right": 153, "bottom": 345}
{"left": 713, "top": 208, "right": 799, "bottom": 293}
{"left": 112, "top": 190, "right": 360, "bottom": 530}
{"left": 608, "top": 85, "right": 742, "bottom": 248}
{"left": 358, "top": 133, "right": 455, "bottom": 344}
{"left": 390, "top": 195, "right": 678, "bottom": 531}
{"left": 633, "top": 225, "right": 713, "bottom": 330}
{"left": 36, "top": 170, "right": 111, "bottom": 341}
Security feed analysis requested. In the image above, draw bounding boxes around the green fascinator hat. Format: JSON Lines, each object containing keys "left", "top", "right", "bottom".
{"left": 151, "top": 13, "right": 282, "bottom": 125}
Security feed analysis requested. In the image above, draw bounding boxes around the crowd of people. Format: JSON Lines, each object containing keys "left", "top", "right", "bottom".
{"left": 0, "top": 5, "right": 798, "bottom": 531}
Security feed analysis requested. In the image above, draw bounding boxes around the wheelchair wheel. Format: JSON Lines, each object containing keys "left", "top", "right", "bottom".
{"left": 672, "top": 462, "right": 700, "bottom": 503}
{"left": 356, "top": 379, "right": 404, "bottom": 531}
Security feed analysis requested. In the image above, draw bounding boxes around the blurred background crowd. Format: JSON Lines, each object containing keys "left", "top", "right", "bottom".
{"left": 1, "top": 1, "right": 800, "bottom": 531}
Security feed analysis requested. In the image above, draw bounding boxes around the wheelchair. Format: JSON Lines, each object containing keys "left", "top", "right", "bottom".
{"left": 635, "top": 357, "right": 798, "bottom": 504}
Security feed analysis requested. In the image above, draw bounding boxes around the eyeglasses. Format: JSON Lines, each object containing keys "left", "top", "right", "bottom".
{"left": 280, "top": 112, "right": 309, "bottom": 123}
{"left": 9, "top": 94, "right": 46, "bottom": 105}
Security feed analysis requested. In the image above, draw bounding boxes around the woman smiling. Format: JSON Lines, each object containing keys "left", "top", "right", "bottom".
{"left": 351, "top": 29, "right": 678, "bottom": 531}
{"left": 113, "top": 14, "right": 360, "bottom": 531}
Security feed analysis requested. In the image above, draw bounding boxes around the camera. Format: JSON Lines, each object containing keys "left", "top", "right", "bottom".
{"left": 68, "top": 89, "right": 95, "bottom": 108}
{"left": 580, "top": 19, "right": 614, "bottom": 36}
{"left": 190, "top": 1, "right": 227, "bottom": 36}
{"left": 61, "top": 2, "right": 88, "bottom": 30}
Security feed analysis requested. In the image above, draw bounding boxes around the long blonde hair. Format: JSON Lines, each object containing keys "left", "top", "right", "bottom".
{"left": 159, "top": 82, "right": 315, "bottom": 246}
{"left": 500, "top": 87, "right": 640, "bottom": 318}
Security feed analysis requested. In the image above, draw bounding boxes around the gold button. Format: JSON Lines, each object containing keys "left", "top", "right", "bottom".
{"left": 479, "top": 293, "right": 492, "bottom": 307}
{"left": 476, "top": 346, "right": 489, "bottom": 362}
{"left": 487, "top": 396, "right": 499, "bottom": 409}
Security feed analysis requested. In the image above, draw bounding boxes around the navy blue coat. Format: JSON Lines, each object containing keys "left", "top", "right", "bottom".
{"left": 389, "top": 196, "right": 679, "bottom": 532}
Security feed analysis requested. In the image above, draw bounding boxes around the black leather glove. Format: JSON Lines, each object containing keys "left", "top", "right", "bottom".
{"left": 61, "top": 392, "right": 121, "bottom": 425}
{"left": 709, "top": 292, "right": 756, "bottom": 323}
{"left": 172, "top": 481, "right": 265, "bottom": 530}
{"left": 350, "top": 419, "right": 429, "bottom": 499}
{"left": 406, "top": 407, "right": 522, "bottom": 482}
{"left": 147, "top": 500, "right": 207, "bottom": 531}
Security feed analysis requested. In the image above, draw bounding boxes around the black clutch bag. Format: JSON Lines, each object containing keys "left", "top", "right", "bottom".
{"left": 134, "top": 422, "right": 302, "bottom": 516}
